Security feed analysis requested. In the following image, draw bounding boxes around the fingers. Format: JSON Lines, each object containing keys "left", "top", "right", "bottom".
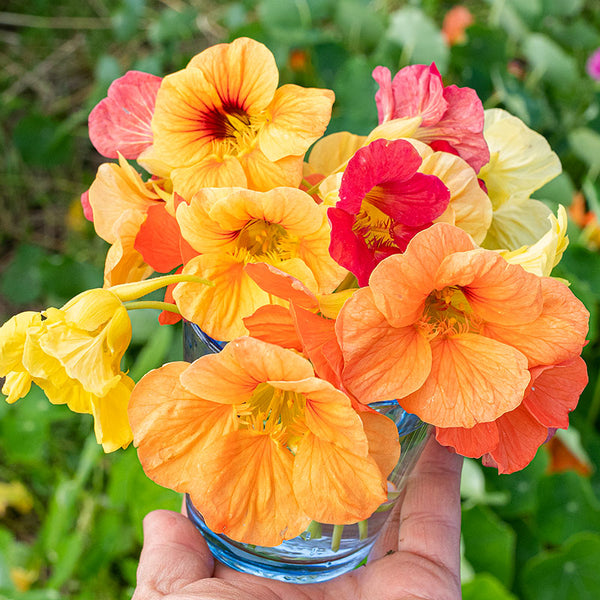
{"left": 133, "top": 509, "right": 215, "bottom": 599}
{"left": 397, "top": 436, "right": 463, "bottom": 576}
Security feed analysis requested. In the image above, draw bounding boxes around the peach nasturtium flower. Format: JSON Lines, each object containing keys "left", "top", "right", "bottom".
{"left": 147, "top": 37, "right": 335, "bottom": 197}
{"left": 129, "top": 337, "right": 398, "bottom": 546}
{"left": 337, "top": 223, "right": 589, "bottom": 428}
{"left": 436, "top": 356, "right": 588, "bottom": 473}
{"left": 172, "top": 186, "right": 347, "bottom": 341}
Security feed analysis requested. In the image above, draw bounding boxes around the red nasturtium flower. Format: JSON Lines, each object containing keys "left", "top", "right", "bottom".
{"left": 128, "top": 337, "right": 399, "bottom": 546}
{"left": 88, "top": 71, "right": 162, "bottom": 159}
{"left": 146, "top": 37, "right": 335, "bottom": 197}
{"left": 372, "top": 63, "right": 489, "bottom": 173}
{"left": 436, "top": 356, "right": 588, "bottom": 473}
{"left": 328, "top": 138, "right": 451, "bottom": 285}
{"left": 337, "top": 223, "right": 589, "bottom": 429}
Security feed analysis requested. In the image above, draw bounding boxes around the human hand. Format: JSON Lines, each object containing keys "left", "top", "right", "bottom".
{"left": 132, "top": 437, "right": 463, "bottom": 600}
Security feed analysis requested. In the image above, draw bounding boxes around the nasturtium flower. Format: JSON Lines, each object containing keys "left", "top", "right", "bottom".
{"left": 172, "top": 186, "right": 346, "bottom": 341}
{"left": 129, "top": 337, "right": 397, "bottom": 546}
{"left": 328, "top": 138, "right": 450, "bottom": 285}
{"left": 372, "top": 63, "right": 489, "bottom": 173}
{"left": 0, "top": 289, "right": 135, "bottom": 452}
{"left": 436, "top": 356, "right": 588, "bottom": 473}
{"left": 0, "top": 312, "right": 41, "bottom": 403}
{"left": 499, "top": 205, "right": 569, "bottom": 277}
{"left": 146, "top": 37, "right": 335, "bottom": 198}
{"left": 87, "top": 154, "right": 169, "bottom": 285}
{"left": 337, "top": 223, "right": 589, "bottom": 428}
{"left": 88, "top": 71, "right": 162, "bottom": 159}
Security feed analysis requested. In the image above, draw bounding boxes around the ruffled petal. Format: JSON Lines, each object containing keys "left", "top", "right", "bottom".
{"left": 259, "top": 84, "right": 334, "bottom": 161}
{"left": 481, "top": 277, "right": 589, "bottom": 367}
{"left": 89, "top": 71, "right": 161, "bottom": 159}
{"left": 435, "top": 421, "right": 499, "bottom": 458}
{"left": 359, "top": 410, "right": 402, "bottom": 478}
{"left": 294, "top": 433, "right": 387, "bottom": 524}
{"left": 193, "top": 430, "right": 308, "bottom": 546}
{"left": 129, "top": 362, "right": 238, "bottom": 490}
{"left": 400, "top": 333, "right": 530, "bottom": 428}
{"left": 338, "top": 287, "right": 431, "bottom": 404}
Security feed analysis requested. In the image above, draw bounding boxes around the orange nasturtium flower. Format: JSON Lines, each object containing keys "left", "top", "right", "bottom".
{"left": 129, "top": 337, "right": 399, "bottom": 546}
{"left": 0, "top": 290, "right": 134, "bottom": 452}
{"left": 172, "top": 186, "right": 347, "bottom": 341}
{"left": 146, "top": 37, "right": 335, "bottom": 197}
{"left": 337, "top": 223, "right": 589, "bottom": 429}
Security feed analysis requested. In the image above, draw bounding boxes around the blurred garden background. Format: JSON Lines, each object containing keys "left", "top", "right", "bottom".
{"left": 1, "top": 0, "right": 600, "bottom": 598}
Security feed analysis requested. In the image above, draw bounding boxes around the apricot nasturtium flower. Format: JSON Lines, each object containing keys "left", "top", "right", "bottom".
{"left": 0, "top": 290, "right": 135, "bottom": 452}
{"left": 172, "top": 186, "right": 346, "bottom": 341}
{"left": 147, "top": 37, "right": 335, "bottom": 197}
{"left": 129, "top": 337, "right": 396, "bottom": 546}
{"left": 436, "top": 356, "right": 588, "bottom": 473}
{"left": 87, "top": 154, "right": 168, "bottom": 285}
{"left": 328, "top": 138, "right": 451, "bottom": 285}
{"left": 337, "top": 223, "right": 589, "bottom": 428}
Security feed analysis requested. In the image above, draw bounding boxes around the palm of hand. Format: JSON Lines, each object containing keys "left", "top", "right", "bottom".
{"left": 133, "top": 439, "right": 462, "bottom": 600}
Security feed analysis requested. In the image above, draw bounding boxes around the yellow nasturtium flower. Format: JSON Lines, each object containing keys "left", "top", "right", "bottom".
{"left": 1, "top": 289, "right": 134, "bottom": 452}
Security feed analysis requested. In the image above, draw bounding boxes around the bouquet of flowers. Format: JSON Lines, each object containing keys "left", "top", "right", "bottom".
{"left": 0, "top": 37, "right": 589, "bottom": 565}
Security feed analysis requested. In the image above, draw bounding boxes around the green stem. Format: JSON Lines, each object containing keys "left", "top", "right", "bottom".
{"left": 358, "top": 519, "right": 368, "bottom": 540}
{"left": 305, "top": 521, "right": 322, "bottom": 540}
{"left": 124, "top": 301, "right": 181, "bottom": 314}
{"left": 331, "top": 524, "right": 344, "bottom": 552}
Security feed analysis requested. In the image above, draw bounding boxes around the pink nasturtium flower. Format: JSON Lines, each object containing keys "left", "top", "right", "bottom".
{"left": 372, "top": 63, "right": 490, "bottom": 173}
{"left": 88, "top": 70, "right": 162, "bottom": 159}
{"left": 337, "top": 223, "right": 589, "bottom": 429}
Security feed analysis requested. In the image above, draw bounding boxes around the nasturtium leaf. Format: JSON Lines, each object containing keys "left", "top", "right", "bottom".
{"left": 483, "top": 448, "right": 548, "bottom": 519}
{"left": 535, "top": 472, "right": 600, "bottom": 546}
{"left": 462, "top": 573, "right": 518, "bottom": 600}
{"left": 521, "top": 533, "right": 600, "bottom": 600}
{"left": 541, "top": 0, "right": 584, "bottom": 16}
{"left": 12, "top": 114, "right": 73, "bottom": 167}
{"left": 523, "top": 33, "right": 578, "bottom": 89}
{"left": 569, "top": 128, "right": 600, "bottom": 171}
{"left": 0, "top": 244, "right": 47, "bottom": 306}
{"left": 386, "top": 7, "right": 448, "bottom": 73}
{"left": 334, "top": 0, "right": 387, "bottom": 54}
{"left": 462, "top": 505, "right": 516, "bottom": 587}
{"left": 554, "top": 244, "right": 600, "bottom": 298}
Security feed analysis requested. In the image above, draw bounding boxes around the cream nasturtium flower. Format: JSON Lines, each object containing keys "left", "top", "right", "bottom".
{"left": 499, "top": 205, "right": 569, "bottom": 277}
{"left": 479, "top": 109, "right": 563, "bottom": 254}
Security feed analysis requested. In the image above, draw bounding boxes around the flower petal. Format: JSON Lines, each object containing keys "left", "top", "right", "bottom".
{"left": 294, "top": 433, "right": 387, "bottom": 524}
{"left": 338, "top": 287, "right": 431, "bottom": 404}
{"left": 89, "top": 71, "right": 162, "bottom": 159}
{"left": 194, "top": 430, "right": 309, "bottom": 546}
{"left": 359, "top": 410, "right": 402, "bottom": 479}
{"left": 435, "top": 420, "right": 499, "bottom": 459}
{"left": 400, "top": 333, "right": 530, "bottom": 428}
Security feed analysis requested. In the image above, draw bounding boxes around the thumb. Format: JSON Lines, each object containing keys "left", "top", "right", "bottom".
{"left": 133, "top": 509, "right": 215, "bottom": 599}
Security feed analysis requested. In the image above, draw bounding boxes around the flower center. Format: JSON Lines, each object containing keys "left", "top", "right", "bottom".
{"left": 236, "top": 383, "right": 307, "bottom": 449}
{"left": 202, "top": 103, "right": 262, "bottom": 157}
{"left": 420, "top": 287, "right": 480, "bottom": 338}
{"left": 352, "top": 194, "right": 396, "bottom": 253}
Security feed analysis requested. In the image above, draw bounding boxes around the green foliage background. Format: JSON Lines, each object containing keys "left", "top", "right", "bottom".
{"left": 1, "top": 1, "right": 600, "bottom": 598}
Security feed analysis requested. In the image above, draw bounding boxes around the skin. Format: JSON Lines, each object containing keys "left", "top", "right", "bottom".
{"left": 132, "top": 437, "right": 463, "bottom": 600}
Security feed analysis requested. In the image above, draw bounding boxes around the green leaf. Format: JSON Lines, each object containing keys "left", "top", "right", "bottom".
{"left": 521, "top": 533, "right": 600, "bottom": 600}
{"left": 569, "top": 128, "right": 600, "bottom": 172}
{"left": 462, "top": 505, "right": 516, "bottom": 586}
{"left": 555, "top": 244, "right": 600, "bottom": 298}
{"left": 0, "top": 244, "right": 47, "bottom": 305}
{"left": 522, "top": 33, "right": 578, "bottom": 89}
{"left": 386, "top": 7, "right": 449, "bottom": 73}
{"left": 541, "top": 0, "right": 584, "bottom": 16}
{"left": 535, "top": 472, "right": 600, "bottom": 546}
{"left": 12, "top": 115, "right": 73, "bottom": 168}
{"left": 463, "top": 573, "right": 518, "bottom": 599}
{"left": 147, "top": 8, "right": 198, "bottom": 45}
{"left": 128, "top": 318, "right": 175, "bottom": 381}
{"left": 334, "top": 0, "right": 387, "bottom": 54}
